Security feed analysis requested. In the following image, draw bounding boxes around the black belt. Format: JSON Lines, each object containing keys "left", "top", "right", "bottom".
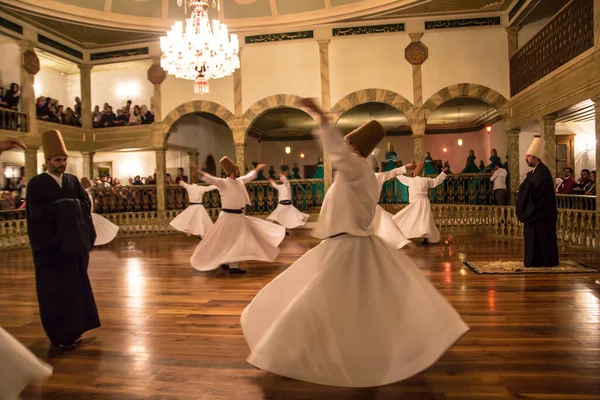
{"left": 222, "top": 208, "right": 244, "bottom": 214}
{"left": 279, "top": 200, "right": 292, "bottom": 205}
{"left": 190, "top": 202, "right": 205, "bottom": 206}
{"left": 327, "top": 232, "right": 347, "bottom": 239}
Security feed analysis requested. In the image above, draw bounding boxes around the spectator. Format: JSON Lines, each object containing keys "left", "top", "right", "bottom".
{"left": 140, "top": 105, "right": 154, "bottom": 124}
{"left": 112, "top": 178, "right": 121, "bottom": 187}
{"left": 64, "top": 107, "right": 76, "bottom": 126}
{"left": 0, "top": 191, "right": 15, "bottom": 210}
{"left": 16, "top": 177, "right": 26, "bottom": 199}
{"left": 129, "top": 105, "right": 141, "bottom": 125}
{"left": 115, "top": 108, "right": 128, "bottom": 126}
{"left": 74, "top": 96, "right": 81, "bottom": 117}
{"left": 93, "top": 105, "right": 101, "bottom": 127}
{"left": 100, "top": 106, "right": 116, "bottom": 127}
{"left": 5, "top": 83, "right": 20, "bottom": 110}
{"left": 557, "top": 167, "right": 576, "bottom": 194}
{"left": 175, "top": 168, "right": 188, "bottom": 183}
{"left": 573, "top": 169, "right": 591, "bottom": 193}
{"left": 490, "top": 162, "right": 508, "bottom": 205}
{"left": 0, "top": 87, "right": 7, "bottom": 108}
{"left": 123, "top": 100, "right": 132, "bottom": 115}
{"left": 132, "top": 175, "right": 143, "bottom": 185}
{"left": 585, "top": 171, "right": 596, "bottom": 195}
{"left": 56, "top": 105, "right": 65, "bottom": 124}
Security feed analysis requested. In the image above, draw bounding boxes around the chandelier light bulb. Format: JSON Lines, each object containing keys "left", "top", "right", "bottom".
{"left": 457, "top": 138, "right": 463, "bottom": 146}
{"left": 486, "top": 125, "right": 492, "bottom": 133}
{"left": 285, "top": 146, "right": 291, "bottom": 155}
{"left": 300, "top": 153, "right": 305, "bottom": 158}
{"left": 442, "top": 146, "right": 448, "bottom": 153}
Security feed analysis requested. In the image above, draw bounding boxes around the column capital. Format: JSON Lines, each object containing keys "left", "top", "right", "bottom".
{"left": 317, "top": 39, "right": 330, "bottom": 47}
{"left": 17, "top": 39, "right": 34, "bottom": 52}
{"left": 505, "top": 26, "right": 521, "bottom": 34}
{"left": 81, "top": 151, "right": 95, "bottom": 156}
{"left": 409, "top": 32, "right": 424, "bottom": 42}
{"left": 541, "top": 115, "right": 557, "bottom": 123}
{"left": 506, "top": 128, "right": 521, "bottom": 136}
{"left": 78, "top": 63, "right": 93, "bottom": 73}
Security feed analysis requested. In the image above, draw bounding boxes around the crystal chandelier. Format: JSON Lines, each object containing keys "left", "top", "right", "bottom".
{"left": 160, "top": 0, "right": 240, "bottom": 94}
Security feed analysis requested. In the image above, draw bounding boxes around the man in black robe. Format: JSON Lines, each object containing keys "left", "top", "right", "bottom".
{"left": 516, "top": 137, "right": 559, "bottom": 268}
{"left": 26, "top": 130, "right": 100, "bottom": 350}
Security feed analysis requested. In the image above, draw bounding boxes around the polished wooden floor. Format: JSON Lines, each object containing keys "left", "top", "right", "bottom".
{"left": 2, "top": 231, "right": 600, "bottom": 400}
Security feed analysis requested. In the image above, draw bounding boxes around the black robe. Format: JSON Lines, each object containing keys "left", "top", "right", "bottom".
{"left": 516, "top": 162, "right": 559, "bottom": 267}
{"left": 25, "top": 173, "right": 101, "bottom": 345}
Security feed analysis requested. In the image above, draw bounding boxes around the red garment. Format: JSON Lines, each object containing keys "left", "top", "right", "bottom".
{"left": 175, "top": 175, "right": 188, "bottom": 183}
{"left": 557, "top": 176, "right": 575, "bottom": 194}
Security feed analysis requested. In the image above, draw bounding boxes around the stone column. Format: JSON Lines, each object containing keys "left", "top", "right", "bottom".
{"left": 411, "top": 106, "right": 426, "bottom": 162}
{"left": 82, "top": 151, "right": 95, "bottom": 179}
{"left": 24, "top": 146, "right": 39, "bottom": 181}
{"left": 188, "top": 151, "right": 199, "bottom": 183}
{"left": 147, "top": 61, "right": 167, "bottom": 121}
{"left": 506, "top": 26, "right": 520, "bottom": 57}
{"left": 155, "top": 148, "right": 167, "bottom": 212}
{"left": 78, "top": 64, "right": 93, "bottom": 130}
{"left": 541, "top": 115, "right": 557, "bottom": 181}
{"left": 318, "top": 40, "right": 333, "bottom": 189}
{"left": 506, "top": 129, "right": 520, "bottom": 205}
{"left": 234, "top": 141, "right": 245, "bottom": 174}
{"left": 594, "top": 96, "right": 600, "bottom": 210}
{"left": 18, "top": 40, "right": 39, "bottom": 135}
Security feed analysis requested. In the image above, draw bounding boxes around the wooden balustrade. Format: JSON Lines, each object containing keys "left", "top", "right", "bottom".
{"left": 91, "top": 185, "right": 157, "bottom": 213}
{"left": 0, "top": 108, "right": 28, "bottom": 132}
{"left": 556, "top": 194, "right": 596, "bottom": 210}
{"left": 510, "top": 0, "right": 594, "bottom": 96}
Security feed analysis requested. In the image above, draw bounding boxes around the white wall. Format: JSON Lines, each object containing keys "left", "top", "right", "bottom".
{"left": 421, "top": 27, "right": 510, "bottom": 102}
{"left": 161, "top": 74, "right": 235, "bottom": 119}
{"left": 35, "top": 65, "right": 69, "bottom": 106}
{"left": 241, "top": 40, "right": 321, "bottom": 111}
{"left": 167, "top": 114, "right": 235, "bottom": 177}
{"left": 370, "top": 136, "right": 415, "bottom": 167}
{"left": 0, "top": 150, "right": 24, "bottom": 189}
{"left": 0, "top": 41, "right": 21, "bottom": 92}
{"left": 559, "top": 121, "right": 596, "bottom": 174}
{"left": 66, "top": 73, "right": 81, "bottom": 107}
{"left": 92, "top": 150, "right": 185, "bottom": 183}
{"left": 329, "top": 33, "right": 413, "bottom": 106}
{"left": 91, "top": 61, "right": 154, "bottom": 111}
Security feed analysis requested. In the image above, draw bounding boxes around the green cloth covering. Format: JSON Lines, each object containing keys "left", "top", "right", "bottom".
{"left": 311, "top": 163, "right": 324, "bottom": 179}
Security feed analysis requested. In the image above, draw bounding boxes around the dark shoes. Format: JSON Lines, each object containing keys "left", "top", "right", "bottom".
{"left": 220, "top": 264, "right": 247, "bottom": 274}
{"left": 55, "top": 342, "right": 78, "bottom": 350}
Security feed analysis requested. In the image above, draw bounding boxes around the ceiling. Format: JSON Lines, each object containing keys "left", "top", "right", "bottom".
{"left": 0, "top": 0, "right": 512, "bottom": 48}
{"left": 556, "top": 99, "right": 595, "bottom": 123}
{"left": 242, "top": 98, "right": 501, "bottom": 141}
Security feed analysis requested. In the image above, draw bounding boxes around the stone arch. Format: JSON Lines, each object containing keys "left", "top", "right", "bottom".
{"left": 242, "top": 94, "right": 318, "bottom": 138}
{"left": 162, "top": 100, "right": 236, "bottom": 146}
{"left": 331, "top": 89, "right": 414, "bottom": 124}
{"left": 423, "top": 83, "right": 509, "bottom": 121}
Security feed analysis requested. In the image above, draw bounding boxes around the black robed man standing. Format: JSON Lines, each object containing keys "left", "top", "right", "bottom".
{"left": 26, "top": 130, "right": 100, "bottom": 350}
{"left": 516, "top": 137, "right": 559, "bottom": 268}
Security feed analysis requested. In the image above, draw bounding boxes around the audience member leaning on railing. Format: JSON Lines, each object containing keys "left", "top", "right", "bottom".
{"left": 0, "top": 83, "right": 26, "bottom": 131}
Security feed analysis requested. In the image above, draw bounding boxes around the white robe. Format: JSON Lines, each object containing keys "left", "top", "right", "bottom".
{"left": 241, "top": 123, "right": 469, "bottom": 387}
{"left": 189, "top": 171, "right": 286, "bottom": 271}
{"left": 0, "top": 327, "right": 52, "bottom": 399}
{"left": 86, "top": 188, "right": 119, "bottom": 246}
{"left": 373, "top": 167, "right": 412, "bottom": 249}
{"left": 169, "top": 182, "right": 217, "bottom": 236}
{"left": 392, "top": 173, "right": 446, "bottom": 243}
{"left": 266, "top": 177, "right": 308, "bottom": 229}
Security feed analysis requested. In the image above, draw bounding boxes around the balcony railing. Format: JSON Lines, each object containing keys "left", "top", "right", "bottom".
{"left": 510, "top": 0, "right": 594, "bottom": 96}
{"left": 557, "top": 194, "right": 596, "bottom": 210}
{"left": 0, "top": 108, "right": 28, "bottom": 132}
{"left": 91, "top": 185, "right": 157, "bottom": 213}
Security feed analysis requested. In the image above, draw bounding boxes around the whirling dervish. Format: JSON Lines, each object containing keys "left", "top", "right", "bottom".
{"left": 81, "top": 177, "right": 119, "bottom": 246}
{"left": 169, "top": 180, "right": 217, "bottom": 237}
{"left": 189, "top": 157, "right": 286, "bottom": 274}
{"left": 393, "top": 162, "right": 447, "bottom": 244}
{"left": 367, "top": 151, "right": 414, "bottom": 249}
{"left": 266, "top": 166, "right": 308, "bottom": 231}
{"left": 241, "top": 98, "right": 469, "bottom": 388}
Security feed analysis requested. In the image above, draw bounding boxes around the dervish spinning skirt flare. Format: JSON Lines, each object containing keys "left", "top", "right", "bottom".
{"left": 241, "top": 119, "right": 468, "bottom": 387}
{"left": 169, "top": 183, "right": 217, "bottom": 236}
{"left": 266, "top": 177, "right": 308, "bottom": 229}
{"left": 0, "top": 327, "right": 53, "bottom": 399}
{"left": 86, "top": 188, "right": 118, "bottom": 246}
{"left": 393, "top": 173, "right": 447, "bottom": 244}
{"left": 190, "top": 170, "right": 285, "bottom": 271}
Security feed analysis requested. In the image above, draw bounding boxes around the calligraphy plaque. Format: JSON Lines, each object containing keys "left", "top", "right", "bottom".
{"left": 147, "top": 63, "right": 167, "bottom": 85}
{"left": 23, "top": 50, "right": 40, "bottom": 75}
{"left": 405, "top": 42, "right": 428, "bottom": 65}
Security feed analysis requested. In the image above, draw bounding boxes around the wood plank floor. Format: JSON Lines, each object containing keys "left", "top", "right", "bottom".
{"left": 2, "top": 231, "right": 600, "bottom": 400}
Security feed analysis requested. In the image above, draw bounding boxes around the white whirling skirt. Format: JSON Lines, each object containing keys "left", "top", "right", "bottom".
{"left": 372, "top": 205, "right": 412, "bottom": 249}
{"left": 91, "top": 213, "right": 119, "bottom": 246}
{"left": 393, "top": 199, "right": 441, "bottom": 243}
{"left": 267, "top": 204, "right": 309, "bottom": 229}
{"left": 241, "top": 234, "right": 469, "bottom": 388}
{"left": 190, "top": 212, "right": 286, "bottom": 271}
{"left": 0, "top": 327, "right": 53, "bottom": 399}
{"left": 169, "top": 205, "right": 214, "bottom": 237}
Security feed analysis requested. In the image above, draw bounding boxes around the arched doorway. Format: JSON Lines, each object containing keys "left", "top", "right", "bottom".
{"left": 336, "top": 101, "right": 412, "bottom": 205}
